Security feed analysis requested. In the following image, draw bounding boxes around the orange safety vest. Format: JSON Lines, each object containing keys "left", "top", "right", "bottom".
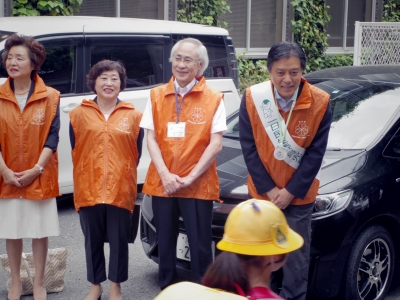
{"left": 142, "top": 76, "right": 223, "bottom": 200}
{"left": 245, "top": 78, "right": 330, "bottom": 205}
{"left": 70, "top": 100, "right": 142, "bottom": 212}
{"left": 0, "top": 75, "right": 60, "bottom": 200}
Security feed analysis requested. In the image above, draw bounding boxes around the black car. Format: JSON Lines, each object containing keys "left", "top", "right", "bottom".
{"left": 139, "top": 65, "right": 400, "bottom": 300}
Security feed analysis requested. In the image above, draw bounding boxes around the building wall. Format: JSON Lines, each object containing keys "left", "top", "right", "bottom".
{"left": 2, "top": 0, "right": 381, "bottom": 58}
{"left": 224, "top": 0, "right": 384, "bottom": 57}
{"left": 75, "top": 0, "right": 160, "bottom": 19}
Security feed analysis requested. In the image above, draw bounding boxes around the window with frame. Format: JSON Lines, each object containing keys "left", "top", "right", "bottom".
{"left": 383, "top": 126, "right": 400, "bottom": 158}
{"left": 0, "top": 44, "right": 77, "bottom": 95}
{"left": 39, "top": 45, "right": 77, "bottom": 95}
{"left": 326, "top": 0, "right": 372, "bottom": 48}
{"left": 90, "top": 43, "right": 164, "bottom": 88}
{"left": 222, "top": 0, "right": 280, "bottom": 50}
{"left": 172, "top": 35, "right": 231, "bottom": 79}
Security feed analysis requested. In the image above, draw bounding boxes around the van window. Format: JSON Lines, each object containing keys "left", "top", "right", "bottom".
{"left": 39, "top": 45, "right": 77, "bottom": 95}
{"left": 0, "top": 44, "right": 77, "bottom": 95}
{"left": 173, "top": 35, "right": 231, "bottom": 78}
{"left": 90, "top": 43, "right": 164, "bottom": 88}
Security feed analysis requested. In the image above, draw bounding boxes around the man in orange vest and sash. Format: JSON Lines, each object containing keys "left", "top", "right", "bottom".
{"left": 239, "top": 42, "right": 332, "bottom": 300}
{"left": 140, "top": 38, "right": 227, "bottom": 290}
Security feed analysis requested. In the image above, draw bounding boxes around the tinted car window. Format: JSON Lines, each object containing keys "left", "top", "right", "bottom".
{"left": 39, "top": 45, "right": 77, "bottom": 95}
{"left": 172, "top": 34, "right": 233, "bottom": 79}
{"left": 383, "top": 127, "right": 400, "bottom": 158}
{"left": 0, "top": 43, "right": 77, "bottom": 95}
{"left": 224, "top": 114, "right": 240, "bottom": 139}
{"left": 90, "top": 43, "right": 163, "bottom": 88}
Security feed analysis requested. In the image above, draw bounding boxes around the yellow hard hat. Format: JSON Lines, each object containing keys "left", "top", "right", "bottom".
{"left": 217, "top": 199, "right": 304, "bottom": 256}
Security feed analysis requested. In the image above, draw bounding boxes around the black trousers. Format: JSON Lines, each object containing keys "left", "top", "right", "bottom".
{"left": 79, "top": 204, "right": 131, "bottom": 284}
{"left": 271, "top": 202, "right": 314, "bottom": 300}
{"left": 152, "top": 196, "right": 214, "bottom": 290}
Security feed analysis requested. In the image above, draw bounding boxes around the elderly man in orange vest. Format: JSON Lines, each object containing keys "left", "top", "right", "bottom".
{"left": 239, "top": 42, "right": 332, "bottom": 300}
{"left": 140, "top": 38, "right": 227, "bottom": 290}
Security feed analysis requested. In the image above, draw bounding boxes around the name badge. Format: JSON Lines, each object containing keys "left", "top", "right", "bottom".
{"left": 168, "top": 122, "right": 186, "bottom": 138}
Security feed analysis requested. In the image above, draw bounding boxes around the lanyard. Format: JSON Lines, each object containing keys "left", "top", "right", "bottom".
{"left": 273, "top": 87, "right": 299, "bottom": 145}
{"left": 174, "top": 81, "right": 196, "bottom": 123}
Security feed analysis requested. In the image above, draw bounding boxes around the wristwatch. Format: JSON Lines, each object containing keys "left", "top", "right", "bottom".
{"left": 35, "top": 164, "right": 44, "bottom": 174}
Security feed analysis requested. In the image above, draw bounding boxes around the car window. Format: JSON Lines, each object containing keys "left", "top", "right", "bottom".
{"left": 383, "top": 127, "right": 400, "bottom": 158}
{"left": 39, "top": 44, "right": 77, "bottom": 95}
{"left": 0, "top": 43, "right": 77, "bottom": 95}
{"left": 224, "top": 113, "right": 240, "bottom": 140}
{"left": 90, "top": 43, "right": 163, "bottom": 88}
{"left": 172, "top": 34, "right": 235, "bottom": 80}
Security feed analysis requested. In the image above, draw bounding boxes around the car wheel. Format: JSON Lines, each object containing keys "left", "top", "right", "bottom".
{"left": 342, "top": 225, "right": 394, "bottom": 300}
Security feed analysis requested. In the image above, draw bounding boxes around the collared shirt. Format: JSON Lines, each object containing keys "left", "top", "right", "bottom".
{"left": 276, "top": 92, "right": 296, "bottom": 113}
{"left": 140, "top": 78, "right": 227, "bottom": 134}
{"left": 174, "top": 78, "right": 197, "bottom": 97}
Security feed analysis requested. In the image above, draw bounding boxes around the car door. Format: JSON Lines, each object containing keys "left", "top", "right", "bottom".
{"left": 36, "top": 36, "right": 85, "bottom": 195}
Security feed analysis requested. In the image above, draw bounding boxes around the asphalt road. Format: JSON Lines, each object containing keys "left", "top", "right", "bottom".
{"left": 1, "top": 196, "right": 400, "bottom": 300}
{"left": 0, "top": 196, "right": 161, "bottom": 300}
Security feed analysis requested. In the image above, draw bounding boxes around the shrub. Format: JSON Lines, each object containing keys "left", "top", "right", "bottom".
{"left": 237, "top": 54, "right": 269, "bottom": 94}
{"left": 291, "top": 0, "right": 331, "bottom": 72}
{"left": 12, "top": 0, "right": 83, "bottom": 16}
{"left": 177, "top": 0, "right": 231, "bottom": 28}
{"left": 383, "top": 0, "right": 400, "bottom": 22}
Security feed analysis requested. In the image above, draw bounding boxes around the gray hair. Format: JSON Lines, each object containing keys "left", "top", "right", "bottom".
{"left": 267, "top": 42, "right": 306, "bottom": 71}
{"left": 169, "top": 38, "right": 209, "bottom": 77}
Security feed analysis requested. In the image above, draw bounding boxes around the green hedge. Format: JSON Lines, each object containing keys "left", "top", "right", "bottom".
{"left": 383, "top": 0, "right": 400, "bottom": 21}
{"left": 177, "top": 0, "right": 231, "bottom": 28}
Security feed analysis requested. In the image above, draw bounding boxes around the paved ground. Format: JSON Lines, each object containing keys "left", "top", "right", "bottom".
{"left": 0, "top": 196, "right": 399, "bottom": 300}
{"left": 0, "top": 197, "right": 160, "bottom": 300}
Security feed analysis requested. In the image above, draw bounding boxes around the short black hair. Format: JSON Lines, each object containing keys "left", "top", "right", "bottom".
{"left": 86, "top": 60, "right": 127, "bottom": 94}
{"left": 267, "top": 42, "right": 306, "bottom": 71}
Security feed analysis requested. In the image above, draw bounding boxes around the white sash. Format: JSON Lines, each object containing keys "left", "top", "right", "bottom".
{"left": 250, "top": 81, "right": 305, "bottom": 169}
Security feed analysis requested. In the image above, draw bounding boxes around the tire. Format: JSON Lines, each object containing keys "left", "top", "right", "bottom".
{"left": 342, "top": 225, "right": 394, "bottom": 300}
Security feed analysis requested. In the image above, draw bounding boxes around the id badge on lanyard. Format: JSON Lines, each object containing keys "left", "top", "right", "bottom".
{"left": 169, "top": 81, "right": 196, "bottom": 138}
{"left": 168, "top": 122, "right": 186, "bottom": 138}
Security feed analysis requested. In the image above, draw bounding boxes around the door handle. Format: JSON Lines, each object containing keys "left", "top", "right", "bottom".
{"left": 62, "top": 103, "right": 79, "bottom": 113}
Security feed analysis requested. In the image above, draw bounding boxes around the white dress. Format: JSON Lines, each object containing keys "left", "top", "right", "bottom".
{"left": 0, "top": 94, "right": 60, "bottom": 239}
{"left": 0, "top": 197, "right": 60, "bottom": 239}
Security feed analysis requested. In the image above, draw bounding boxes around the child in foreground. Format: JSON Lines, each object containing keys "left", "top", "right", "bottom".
{"left": 202, "top": 199, "right": 304, "bottom": 299}
{"left": 154, "top": 199, "right": 303, "bottom": 299}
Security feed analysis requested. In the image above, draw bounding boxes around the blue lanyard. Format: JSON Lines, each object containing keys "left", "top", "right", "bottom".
{"left": 174, "top": 81, "right": 196, "bottom": 123}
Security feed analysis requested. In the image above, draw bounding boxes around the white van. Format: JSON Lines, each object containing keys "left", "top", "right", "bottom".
{"left": 0, "top": 16, "right": 240, "bottom": 197}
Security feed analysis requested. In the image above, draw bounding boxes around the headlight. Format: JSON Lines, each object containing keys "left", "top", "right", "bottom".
{"left": 312, "top": 190, "right": 353, "bottom": 219}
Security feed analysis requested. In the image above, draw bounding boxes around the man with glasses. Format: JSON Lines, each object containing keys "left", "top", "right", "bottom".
{"left": 140, "top": 38, "right": 227, "bottom": 290}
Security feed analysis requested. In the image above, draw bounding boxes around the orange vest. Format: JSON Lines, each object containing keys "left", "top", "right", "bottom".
{"left": 0, "top": 75, "right": 60, "bottom": 200}
{"left": 142, "top": 76, "right": 222, "bottom": 200}
{"left": 246, "top": 79, "right": 329, "bottom": 205}
{"left": 70, "top": 100, "right": 142, "bottom": 212}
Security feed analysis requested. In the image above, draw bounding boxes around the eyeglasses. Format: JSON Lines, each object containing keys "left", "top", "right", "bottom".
{"left": 173, "top": 55, "right": 200, "bottom": 65}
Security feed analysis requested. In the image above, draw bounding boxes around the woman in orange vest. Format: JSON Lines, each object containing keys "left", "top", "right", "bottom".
{"left": 69, "top": 60, "right": 143, "bottom": 300}
{"left": 0, "top": 34, "right": 61, "bottom": 300}
{"left": 202, "top": 199, "right": 304, "bottom": 299}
